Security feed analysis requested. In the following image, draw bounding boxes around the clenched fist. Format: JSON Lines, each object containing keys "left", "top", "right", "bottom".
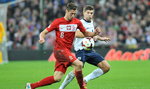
{"left": 39, "top": 38, "right": 45, "bottom": 44}
{"left": 95, "top": 27, "right": 102, "bottom": 34}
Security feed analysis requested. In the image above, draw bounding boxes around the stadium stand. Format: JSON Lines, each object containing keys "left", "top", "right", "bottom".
{"left": 6, "top": 0, "right": 150, "bottom": 50}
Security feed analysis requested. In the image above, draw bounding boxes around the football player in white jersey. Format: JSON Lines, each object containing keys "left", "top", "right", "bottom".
{"left": 59, "top": 5, "right": 110, "bottom": 89}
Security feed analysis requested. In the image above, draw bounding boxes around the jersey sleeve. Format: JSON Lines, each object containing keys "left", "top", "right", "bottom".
{"left": 46, "top": 19, "right": 58, "bottom": 32}
{"left": 77, "top": 20, "right": 86, "bottom": 33}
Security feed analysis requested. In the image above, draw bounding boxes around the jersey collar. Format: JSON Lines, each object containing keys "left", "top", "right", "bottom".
{"left": 83, "top": 19, "right": 91, "bottom": 23}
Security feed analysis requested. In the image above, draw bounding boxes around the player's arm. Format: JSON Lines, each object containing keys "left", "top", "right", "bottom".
{"left": 75, "top": 30, "right": 85, "bottom": 38}
{"left": 77, "top": 21, "right": 100, "bottom": 37}
{"left": 75, "top": 27, "right": 101, "bottom": 38}
{"left": 93, "top": 35, "right": 110, "bottom": 41}
{"left": 75, "top": 30, "right": 99, "bottom": 38}
{"left": 39, "top": 29, "right": 49, "bottom": 44}
{"left": 83, "top": 28, "right": 100, "bottom": 37}
{"left": 39, "top": 20, "right": 57, "bottom": 44}
{"left": 93, "top": 27, "right": 110, "bottom": 41}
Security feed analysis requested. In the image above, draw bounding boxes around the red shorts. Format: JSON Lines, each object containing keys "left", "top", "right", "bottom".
{"left": 53, "top": 48, "right": 77, "bottom": 73}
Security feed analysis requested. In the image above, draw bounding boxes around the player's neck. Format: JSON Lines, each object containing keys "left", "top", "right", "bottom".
{"left": 83, "top": 18, "right": 91, "bottom": 23}
{"left": 64, "top": 15, "right": 71, "bottom": 21}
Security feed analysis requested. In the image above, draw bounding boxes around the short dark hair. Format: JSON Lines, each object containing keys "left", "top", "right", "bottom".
{"left": 83, "top": 5, "right": 94, "bottom": 12}
{"left": 66, "top": 2, "right": 77, "bottom": 11}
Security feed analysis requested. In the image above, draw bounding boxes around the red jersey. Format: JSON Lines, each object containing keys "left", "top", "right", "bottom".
{"left": 46, "top": 17, "right": 86, "bottom": 50}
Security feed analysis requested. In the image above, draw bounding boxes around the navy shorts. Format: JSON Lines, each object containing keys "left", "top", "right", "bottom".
{"left": 75, "top": 49, "right": 104, "bottom": 66}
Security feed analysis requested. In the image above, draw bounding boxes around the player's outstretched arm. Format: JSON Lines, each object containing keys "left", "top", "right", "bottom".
{"left": 76, "top": 30, "right": 100, "bottom": 38}
{"left": 93, "top": 35, "right": 111, "bottom": 42}
{"left": 82, "top": 30, "right": 100, "bottom": 37}
{"left": 75, "top": 30, "right": 85, "bottom": 38}
{"left": 83, "top": 26, "right": 102, "bottom": 37}
{"left": 39, "top": 29, "right": 49, "bottom": 44}
{"left": 78, "top": 20, "right": 101, "bottom": 37}
{"left": 93, "top": 27, "right": 110, "bottom": 41}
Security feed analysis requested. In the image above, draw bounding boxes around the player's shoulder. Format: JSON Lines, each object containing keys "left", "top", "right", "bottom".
{"left": 80, "top": 19, "right": 85, "bottom": 23}
{"left": 80, "top": 19, "right": 84, "bottom": 21}
{"left": 73, "top": 18, "right": 83, "bottom": 25}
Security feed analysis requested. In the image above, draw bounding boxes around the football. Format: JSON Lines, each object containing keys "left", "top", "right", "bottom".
{"left": 82, "top": 37, "right": 95, "bottom": 50}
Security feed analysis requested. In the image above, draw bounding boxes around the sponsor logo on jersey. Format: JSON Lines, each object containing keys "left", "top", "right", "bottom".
{"left": 59, "top": 24, "right": 77, "bottom": 32}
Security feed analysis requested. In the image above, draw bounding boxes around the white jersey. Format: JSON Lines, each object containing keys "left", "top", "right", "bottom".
{"left": 74, "top": 19, "right": 95, "bottom": 51}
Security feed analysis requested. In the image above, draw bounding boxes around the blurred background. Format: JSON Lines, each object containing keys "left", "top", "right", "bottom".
{"left": 0, "top": 0, "right": 150, "bottom": 61}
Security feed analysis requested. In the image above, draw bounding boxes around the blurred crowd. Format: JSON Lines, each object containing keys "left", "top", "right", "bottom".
{"left": 6, "top": 0, "right": 150, "bottom": 50}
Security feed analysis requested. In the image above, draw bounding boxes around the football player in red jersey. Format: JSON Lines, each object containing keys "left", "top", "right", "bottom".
{"left": 59, "top": 5, "right": 110, "bottom": 89}
{"left": 26, "top": 2, "right": 100, "bottom": 89}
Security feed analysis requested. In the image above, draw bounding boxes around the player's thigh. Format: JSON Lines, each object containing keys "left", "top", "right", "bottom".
{"left": 97, "top": 60, "right": 110, "bottom": 73}
{"left": 75, "top": 50, "right": 86, "bottom": 63}
{"left": 54, "top": 71, "right": 65, "bottom": 81}
{"left": 54, "top": 49, "right": 76, "bottom": 62}
{"left": 86, "top": 52, "right": 104, "bottom": 66}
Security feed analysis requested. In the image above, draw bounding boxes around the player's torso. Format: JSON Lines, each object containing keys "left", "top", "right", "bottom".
{"left": 55, "top": 18, "right": 79, "bottom": 50}
{"left": 81, "top": 19, "right": 94, "bottom": 32}
{"left": 74, "top": 19, "right": 95, "bottom": 51}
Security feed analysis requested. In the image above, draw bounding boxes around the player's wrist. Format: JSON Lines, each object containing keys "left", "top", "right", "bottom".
{"left": 94, "top": 31, "right": 100, "bottom": 36}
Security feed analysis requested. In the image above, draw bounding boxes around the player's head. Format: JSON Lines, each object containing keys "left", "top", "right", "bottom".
{"left": 65, "top": 2, "right": 77, "bottom": 20}
{"left": 83, "top": 5, "right": 94, "bottom": 21}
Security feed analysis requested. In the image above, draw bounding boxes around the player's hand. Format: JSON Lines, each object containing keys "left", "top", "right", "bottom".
{"left": 93, "top": 36, "right": 111, "bottom": 42}
{"left": 39, "top": 38, "right": 45, "bottom": 44}
{"left": 93, "top": 36, "right": 98, "bottom": 41}
{"left": 101, "top": 37, "right": 111, "bottom": 42}
{"left": 95, "top": 27, "right": 101, "bottom": 35}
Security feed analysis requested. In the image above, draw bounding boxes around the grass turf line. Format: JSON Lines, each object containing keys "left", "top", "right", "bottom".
{"left": 0, "top": 60, "right": 150, "bottom": 89}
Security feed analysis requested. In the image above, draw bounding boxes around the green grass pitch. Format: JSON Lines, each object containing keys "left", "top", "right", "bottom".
{"left": 0, "top": 60, "right": 150, "bottom": 89}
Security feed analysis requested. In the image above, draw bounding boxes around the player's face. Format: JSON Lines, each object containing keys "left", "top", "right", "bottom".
{"left": 83, "top": 10, "right": 94, "bottom": 21}
{"left": 66, "top": 10, "right": 77, "bottom": 20}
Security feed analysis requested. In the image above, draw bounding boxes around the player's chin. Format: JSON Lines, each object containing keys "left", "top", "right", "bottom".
{"left": 89, "top": 18, "right": 92, "bottom": 21}
{"left": 71, "top": 16, "right": 75, "bottom": 19}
